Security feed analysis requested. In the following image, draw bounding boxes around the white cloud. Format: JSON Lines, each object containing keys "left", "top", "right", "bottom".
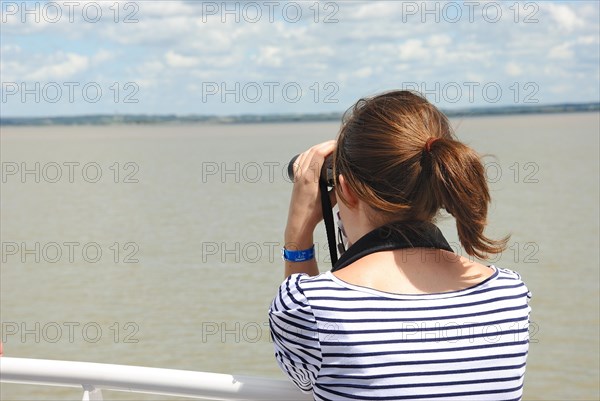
{"left": 165, "top": 51, "right": 200, "bottom": 68}
{"left": 189, "top": 29, "right": 233, "bottom": 51}
{"left": 549, "top": 84, "right": 570, "bottom": 94}
{"left": 548, "top": 43, "right": 574, "bottom": 60}
{"left": 465, "top": 73, "right": 485, "bottom": 82}
{"left": 546, "top": 4, "right": 585, "bottom": 31}
{"left": 134, "top": 60, "right": 165, "bottom": 88}
{"left": 427, "top": 34, "right": 452, "bottom": 47}
{"left": 1, "top": 44, "right": 21, "bottom": 53}
{"left": 505, "top": 62, "right": 523, "bottom": 77}
{"left": 26, "top": 53, "right": 89, "bottom": 80}
{"left": 398, "top": 39, "right": 428, "bottom": 60}
{"left": 294, "top": 46, "right": 335, "bottom": 58}
{"left": 137, "top": 60, "right": 164, "bottom": 74}
{"left": 255, "top": 46, "right": 283, "bottom": 68}
{"left": 350, "top": 2, "right": 403, "bottom": 20}
{"left": 542, "top": 65, "right": 571, "bottom": 79}
{"left": 354, "top": 67, "right": 373, "bottom": 78}
{"left": 92, "top": 49, "right": 113, "bottom": 64}
{"left": 576, "top": 35, "right": 599, "bottom": 45}
{"left": 136, "top": 0, "right": 195, "bottom": 17}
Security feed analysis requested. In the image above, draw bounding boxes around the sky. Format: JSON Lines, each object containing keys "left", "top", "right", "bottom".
{"left": 1, "top": 0, "right": 599, "bottom": 117}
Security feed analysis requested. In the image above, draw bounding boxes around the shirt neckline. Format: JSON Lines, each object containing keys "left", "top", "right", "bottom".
{"left": 324, "top": 265, "right": 499, "bottom": 300}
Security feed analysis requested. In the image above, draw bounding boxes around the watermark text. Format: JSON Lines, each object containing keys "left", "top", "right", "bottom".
{"left": 2, "top": 161, "right": 139, "bottom": 184}
{"left": 1, "top": 321, "right": 140, "bottom": 344}
{"left": 2, "top": 82, "right": 140, "bottom": 104}
{"left": 2, "top": 241, "right": 140, "bottom": 264}
{"left": 1, "top": 1, "right": 139, "bottom": 24}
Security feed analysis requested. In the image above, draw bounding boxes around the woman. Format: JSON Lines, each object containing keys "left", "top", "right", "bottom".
{"left": 269, "top": 90, "right": 531, "bottom": 400}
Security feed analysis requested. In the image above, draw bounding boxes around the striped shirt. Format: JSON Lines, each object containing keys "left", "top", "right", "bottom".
{"left": 269, "top": 266, "right": 531, "bottom": 400}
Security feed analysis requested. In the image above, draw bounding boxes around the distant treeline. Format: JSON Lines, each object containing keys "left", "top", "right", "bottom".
{"left": 2, "top": 103, "right": 598, "bottom": 126}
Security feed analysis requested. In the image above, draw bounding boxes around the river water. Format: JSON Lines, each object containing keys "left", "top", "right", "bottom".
{"left": 1, "top": 113, "right": 599, "bottom": 400}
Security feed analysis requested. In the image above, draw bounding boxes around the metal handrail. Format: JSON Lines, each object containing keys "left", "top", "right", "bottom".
{"left": 0, "top": 357, "right": 311, "bottom": 401}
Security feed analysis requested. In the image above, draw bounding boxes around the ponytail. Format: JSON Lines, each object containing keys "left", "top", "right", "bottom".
{"left": 335, "top": 90, "right": 508, "bottom": 260}
{"left": 427, "top": 139, "right": 509, "bottom": 259}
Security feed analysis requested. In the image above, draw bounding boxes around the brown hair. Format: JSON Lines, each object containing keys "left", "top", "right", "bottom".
{"left": 333, "top": 90, "right": 508, "bottom": 259}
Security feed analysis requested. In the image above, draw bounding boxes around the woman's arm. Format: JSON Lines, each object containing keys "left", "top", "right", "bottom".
{"left": 269, "top": 274, "right": 322, "bottom": 392}
{"left": 283, "top": 140, "right": 336, "bottom": 278}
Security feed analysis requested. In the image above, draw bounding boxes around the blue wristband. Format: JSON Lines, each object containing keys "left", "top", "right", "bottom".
{"left": 282, "top": 245, "right": 315, "bottom": 262}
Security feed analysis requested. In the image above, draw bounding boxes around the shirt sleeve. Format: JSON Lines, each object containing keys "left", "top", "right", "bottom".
{"left": 268, "top": 273, "right": 322, "bottom": 393}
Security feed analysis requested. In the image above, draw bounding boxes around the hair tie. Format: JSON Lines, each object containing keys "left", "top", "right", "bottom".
{"left": 425, "top": 137, "right": 440, "bottom": 152}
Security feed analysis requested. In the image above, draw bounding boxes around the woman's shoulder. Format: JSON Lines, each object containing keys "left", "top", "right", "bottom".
{"left": 276, "top": 272, "right": 340, "bottom": 298}
{"left": 492, "top": 265, "right": 532, "bottom": 295}
{"left": 281, "top": 272, "right": 340, "bottom": 290}
{"left": 279, "top": 266, "right": 530, "bottom": 300}
{"left": 493, "top": 265, "right": 526, "bottom": 280}
{"left": 271, "top": 272, "right": 349, "bottom": 309}
{"left": 271, "top": 273, "right": 332, "bottom": 312}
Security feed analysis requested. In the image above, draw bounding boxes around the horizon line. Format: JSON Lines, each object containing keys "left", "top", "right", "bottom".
{"left": 1, "top": 101, "right": 599, "bottom": 126}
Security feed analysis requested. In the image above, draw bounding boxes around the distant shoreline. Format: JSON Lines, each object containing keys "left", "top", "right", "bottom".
{"left": 1, "top": 102, "right": 598, "bottom": 127}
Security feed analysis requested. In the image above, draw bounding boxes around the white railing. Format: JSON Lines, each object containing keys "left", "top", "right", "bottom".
{"left": 0, "top": 357, "right": 312, "bottom": 401}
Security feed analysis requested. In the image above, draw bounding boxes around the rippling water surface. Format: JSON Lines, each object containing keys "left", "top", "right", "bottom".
{"left": 1, "top": 113, "right": 599, "bottom": 400}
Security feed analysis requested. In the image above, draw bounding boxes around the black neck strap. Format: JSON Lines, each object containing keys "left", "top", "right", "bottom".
{"left": 319, "top": 179, "right": 338, "bottom": 265}
{"left": 331, "top": 221, "right": 454, "bottom": 272}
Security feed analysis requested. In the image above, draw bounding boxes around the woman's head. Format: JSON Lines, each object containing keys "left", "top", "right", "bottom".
{"left": 333, "top": 90, "right": 507, "bottom": 259}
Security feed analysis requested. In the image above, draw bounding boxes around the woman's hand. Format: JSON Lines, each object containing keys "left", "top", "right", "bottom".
{"left": 283, "top": 140, "right": 336, "bottom": 278}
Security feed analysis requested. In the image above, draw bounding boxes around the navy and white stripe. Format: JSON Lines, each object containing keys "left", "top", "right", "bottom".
{"left": 269, "top": 267, "right": 531, "bottom": 400}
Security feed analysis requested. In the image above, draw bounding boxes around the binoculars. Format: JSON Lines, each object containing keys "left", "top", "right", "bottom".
{"left": 286, "top": 152, "right": 345, "bottom": 265}
{"left": 287, "top": 154, "right": 335, "bottom": 187}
